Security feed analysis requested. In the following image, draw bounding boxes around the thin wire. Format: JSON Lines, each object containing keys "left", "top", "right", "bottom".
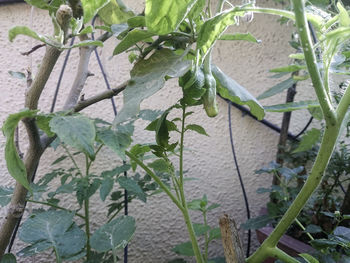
{"left": 228, "top": 101, "right": 251, "bottom": 257}
{"left": 294, "top": 116, "right": 314, "bottom": 139}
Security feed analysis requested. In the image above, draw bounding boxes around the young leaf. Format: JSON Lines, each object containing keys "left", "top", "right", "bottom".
{"left": 98, "top": 0, "right": 134, "bottom": 25}
{"left": 81, "top": 0, "right": 110, "bottom": 23}
{"left": 2, "top": 109, "right": 38, "bottom": 190}
{"left": 8, "top": 71, "right": 26, "bottom": 79}
{"left": 96, "top": 128, "right": 131, "bottom": 160}
{"left": 193, "top": 223, "right": 210, "bottom": 236}
{"left": 1, "top": 253, "right": 16, "bottom": 263}
{"left": 305, "top": 224, "right": 322, "bottom": 234}
{"left": 18, "top": 210, "right": 86, "bottom": 259}
{"left": 264, "top": 100, "right": 319, "bottom": 112}
{"left": 114, "top": 49, "right": 190, "bottom": 124}
{"left": 337, "top": 2, "right": 350, "bottom": 27}
{"left": 117, "top": 177, "right": 146, "bottom": 202}
{"left": 219, "top": 33, "right": 260, "bottom": 43}
{"left": 257, "top": 77, "right": 296, "bottom": 100}
{"left": 209, "top": 227, "right": 221, "bottom": 241}
{"left": 212, "top": 65, "right": 264, "bottom": 120}
{"left": 172, "top": 241, "right": 194, "bottom": 256}
{"left": 197, "top": 9, "right": 242, "bottom": 58}
{"left": 293, "top": 128, "right": 321, "bottom": 153}
{"left": 36, "top": 115, "right": 55, "bottom": 137}
{"left": 127, "top": 16, "right": 146, "bottom": 28}
{"left": 145, "top": 0, "right": 196, "bottom": 35}
{"left": 269, "top": 64, "right": 306, "bottom": 73}
{"left": 0, "top": 187, "right": 14, "bottom": 207}
{"left": 90, "top": 215, "right": 136, "bottom": 252}
{"left": 186, "top": 124, "right": 209, "bottom": 136}
{"left": 63, "top": 40, "right": 103, "bottom": 49}
{"left": 148, "top": 159, "right": 170, "bottom": 173}
{"left": 113, "top": 29, "right": 155, "bottom": 55}
{"left": 49, "top": 115, "right": 96, "bottom": 159}
{"left": 9, "top": 26, "right": 45, "bottom": 43}
{"left": 100, "top": 177, "right": 114, "bottom": 201}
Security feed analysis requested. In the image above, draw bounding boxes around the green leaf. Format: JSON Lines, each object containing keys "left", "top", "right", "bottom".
{"left": 269, "top": 64, "right": 306, "bottom": 73}
{"left": 305, "top": 224, "right": 322, "bottom": 234}
{"left": 90, "top": 215, "right": 135, "bottom": 252}
{"left": 193, "top": 223, "right": 210, "bottom": 236}
{"left": 100, "top": 177, "right": 114, "bottom": 201}
{"left": 264, "top": 100, "right": 320, "bottom": 112}
{"left": 212, "top": 65, "right": 264, "bottom": 120}
{"left": 172, "top": 241, "right": 194, "bottom": 256}
{"left": 289, "top": 53, "right": 305, "bottom": 60}
{"left": 148, "top": 159, "right": 170, "bottom": 173}
{"left": 9, "top": 26, "right": 45, "bottom": 43}
{"left": 337, "top": 2, "right": 350, "bottom": 27}
{"left": 299, "top": 254, "right": 319, "bottom": 263}
{"left": 187, "top": 199, "right": 202, "bottom": 211}
{"left": 308, "top": 106, "right": 323, "bottom": 120}
{"left": 197, "top": 9, "right": 241, "bottom": 58}
{"left": 241, "top": 215, "right": 273, "bottom": 230}
{"left": 2, "top": 110, "right": 38, "bottom": 190}
{"left": 18, "top": 210, "right": 86, "bottom": 259}
{"left": 293, "top": 128, "right": 321, "bottom": 153}
{"left": 209, "top": 227, "right": 221, "bottom": 241}
{"left": 0, "top": 187, "right": 14, "bottom": 207}
{"left": 127, "top": 16, "right": 146, "bottom": 28}
{"left": 50, "top": 115, "right": 96, "bottom": 159}
{"left": 98, "top": 0, "right": 134, "bottom": 25}
{"left": 257, "top": 77, "right": 296, "bottom": 100}
{"left": 219, "top": 33, "right": 260, "bottom": 43}
{"left": 207, "top": 203, "right": 220, "bottom": 211}
{"left": 96, "top": 128, "right": 131, "bottom": 160}
{"left": 117, "top": 177, "right": 146, "bottom": 202}
{"left": 36, "top": 115, "right": 55, "bottom": 137}
{"left": 186, "top": 124, "right": 208, "bottom": 136}
{"left": 8, "top": 71, "right": 26, "bottom": 80}
{"left": 145, "top": 0, "right": 196, "bottom": 35}
{"left": 114, "top": 49, "right": 190, "bottom": 124}
{"left": 113, "top": 29, "right": 155, "bottom": 55}
{"left": 1, "top": 253, "right": 16, "bottom": 263}
{"left": 188, "top": 0, "right": 205, "bottom": 20}
{"left": 81, "top": 0, "right": 110, "bottom": 23}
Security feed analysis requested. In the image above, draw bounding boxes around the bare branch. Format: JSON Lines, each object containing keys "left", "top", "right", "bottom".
{"left": 21, "top": 44, "right": 46, "bottom": 56}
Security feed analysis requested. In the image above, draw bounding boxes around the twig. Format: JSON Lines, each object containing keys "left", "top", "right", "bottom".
{"left": 20, "top": 44, "right": 46, "bottom": 56}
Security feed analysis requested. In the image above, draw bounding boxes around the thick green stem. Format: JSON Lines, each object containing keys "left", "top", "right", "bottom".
{"left": 247, "top": 126, "right": 339, "bottom": 263}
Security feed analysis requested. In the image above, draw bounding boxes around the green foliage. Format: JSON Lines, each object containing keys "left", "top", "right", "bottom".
{"left": 0, "top": 187, "right": 14, "bottom": 207}
{"left": 113, "top": 29, "right": 155, "bottom": 55}
{"left": 98, "top": 0, "right": 134, "bottom": 25}
{"left": 81, "top": 0, "right": 110, "bottom": 23}
{"left": 264, "top": 100, "right": 320, "bottom": 112}
{"left": 90, "top": 216, "right": 135, "bottom": 252}
{"left": 0, "top": 254, "right": 16, "bottom": 263}
{"left": 18, "top": 210, "right": 86, "bottom": 259}
{"left": 219, "top": 32, "right": 260, "bottom": 43}
{"left": 145, "top": 0, "right": 196, "bottom": 35}
{"left": 293, "top": 128, "right": 321, "bottom": 153}
{"left": 2, "top": 109, "right": 38, "bottom": 190}
{"left": 257, "top": 77, "right": 296, "bottom": 100}
{"left": 50, "top": 115, "right": 96, "bottom": 159}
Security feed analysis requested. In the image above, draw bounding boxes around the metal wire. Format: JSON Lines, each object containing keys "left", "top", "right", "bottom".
{"left": 227, "top": 101, "right": 251, "bottom": 257}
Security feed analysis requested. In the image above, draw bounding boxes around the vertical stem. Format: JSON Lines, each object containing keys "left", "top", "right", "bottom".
{"left": 178, "top": 105, "right": 205, "bottom": 263}
{"left": 84, "top": 155, "right": 91, "bottom": 260}
{"left": 203, "top": 211, "right": 209, "bottom": 262}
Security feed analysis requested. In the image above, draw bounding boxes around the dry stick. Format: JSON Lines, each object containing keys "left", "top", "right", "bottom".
{"left": 219, "top": 214, "right": 245, "bottom": 263}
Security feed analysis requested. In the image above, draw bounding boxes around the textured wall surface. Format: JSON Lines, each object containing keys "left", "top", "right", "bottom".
{"left": 0, "top": 1, "right": 316, "bottom": 262}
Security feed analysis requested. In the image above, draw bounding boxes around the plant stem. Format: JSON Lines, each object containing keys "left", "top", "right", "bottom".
{"left": 294, "top": 218, "right": 314, "bottom": 241}
{"left": 203, "top": 211, "right": 209, "bottom": 262}
{"left": 270, "top": 247, "right": 300, "bottom": 263}
{"left": 178, "top": 105, "right": 205, "bottom": 263}
{"left": 26, "top": 199, "right": 85, "bottom": 219}
{"left": 125, "top": 151, "right": 184, "bottom": 212}
{"left": 62, "top": 144, "right": 82, "bottom": 176}
{"left": 84, "top": 155, "right": 91, "bottom": 261}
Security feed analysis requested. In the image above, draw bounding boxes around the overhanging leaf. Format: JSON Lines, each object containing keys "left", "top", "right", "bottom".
{"left": 0, "top": 187, "right": 14, "bottom": 207}
{"left": 264, "top": 100, "right": 320, "bottom": 112}
{"left": 197, "top": 9, "right": 240, "bottom": 58}
{"left": 49, "top": 115, "right": 96, "bottom": 159}
{"left": 18, "top": 210, "right": 85, "bottom": 259}
{"left": 212, "top": 65, "right": 264, "bottom": 120}
{"left": 113, "top": 29, "right": 155, "bottom": 55}
{"left": 257, "top": 77, "right": 296, "bottom": 100}
{"left": 2, "top": 109, "right": 38, "bottom": 190}
{"left": 90, "top": 215, "right": 135, "bottom": 252}
{"left": 81, "top": 0, "right": 110, "bottom": 23}
{"left": 98, "top": 0, "right": 134, "bottom": 25}
{"left": 219, "top": 32, "right": 260, "bottom": 43}
{"left": 145, "top": 0, "right": 196, "bottom": 35}
{"left": 96, "top": 128, "right": 131, "bottom": 160}
{"left": 114, "top": 49, "right": 191, "bottom": 124}
{"left": 9, "top": 26, "right": 46, "bottom": 43}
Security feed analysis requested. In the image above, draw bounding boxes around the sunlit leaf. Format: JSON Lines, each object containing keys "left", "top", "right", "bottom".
{"left": 219, "top": 32, "right": 260, "bottom": 43}
{"left": 264, "top": 100, "right": 319, "bottom": 112}
{"left": 81, "top": 0, "right": 110, "bottom": 23}
{"left": 98, "top": 0, "right": 134, "bottom": 25}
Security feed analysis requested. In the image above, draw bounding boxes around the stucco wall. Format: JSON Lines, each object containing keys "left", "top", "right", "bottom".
{"left": 0, "top": 1, "right": 316, "bottom": 262}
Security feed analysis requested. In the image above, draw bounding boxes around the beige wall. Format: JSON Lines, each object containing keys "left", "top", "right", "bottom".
{"left": 0, "top": 1, "right": 315, "bottom": 262}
